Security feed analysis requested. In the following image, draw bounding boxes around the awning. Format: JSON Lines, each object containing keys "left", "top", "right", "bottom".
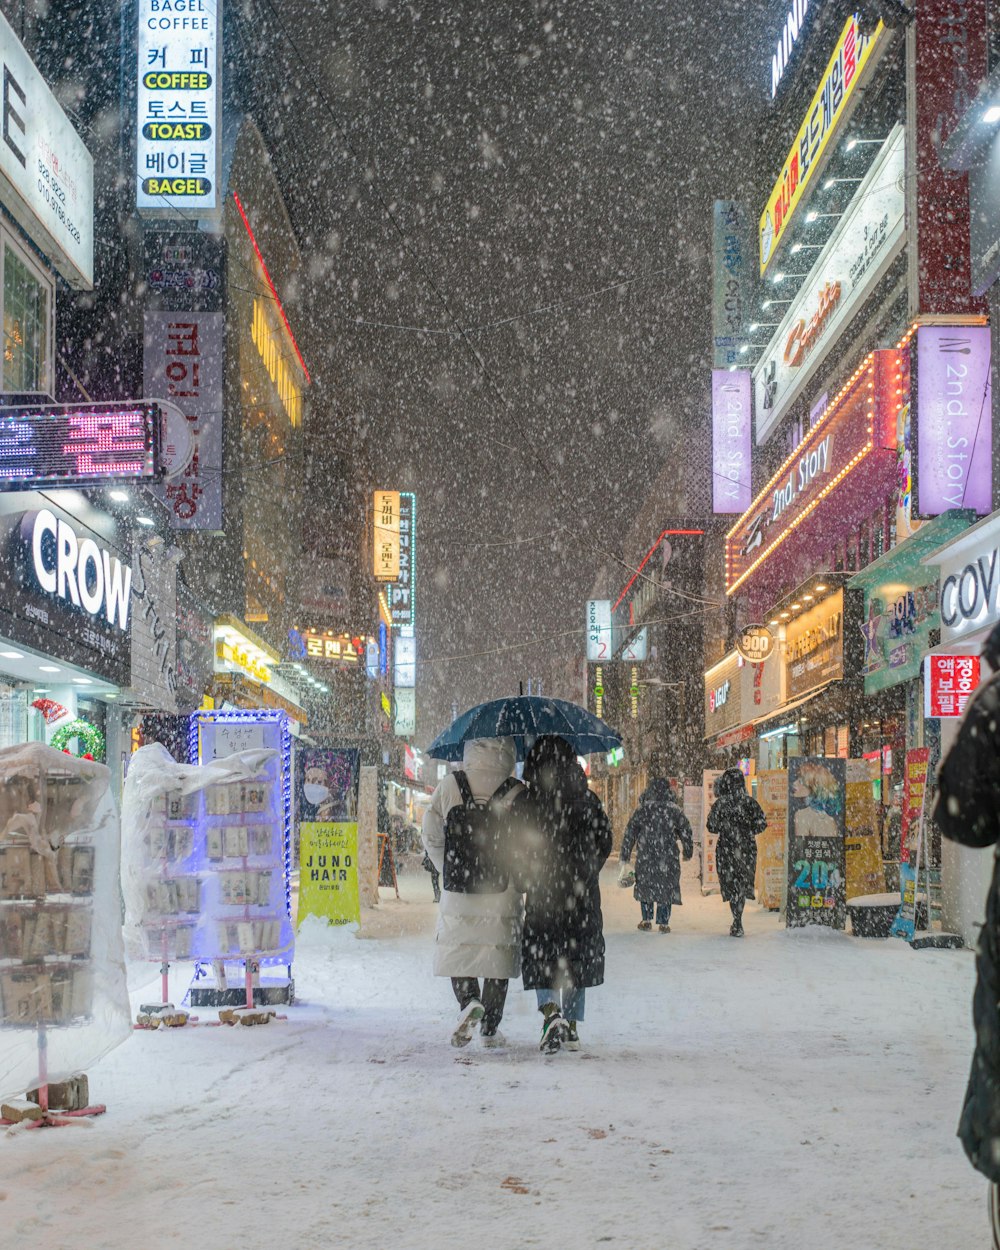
{"left": 751, "top": 682, "right": 837, "bottom": 730}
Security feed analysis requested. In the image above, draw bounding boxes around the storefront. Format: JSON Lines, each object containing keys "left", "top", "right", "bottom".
{"left": 922, "top": 510, "right": 1000, "bottom": 943}
{"left": 703, "top": 650, "right": 744, "bottom": 754}
{"left": 210, "top": 615, "right": 307, "bottom": 732}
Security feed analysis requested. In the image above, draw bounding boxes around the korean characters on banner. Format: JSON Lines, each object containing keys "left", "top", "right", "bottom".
{"left": 901, "top": 747, "right": 929, "bottom": 864}
{"left": 712, "top": 201, "right": 748, "bottom": 369}
{"left": 786, "top": 757, "right": 847, "bottom": 929}
{"left": 712, "top": 370, "right": 751, "bottom": 514}
{"left": 754, "top": 771, "right": 788, "bottom": 911}
{"left": 924, "top": 654, "right": 981, "bottom": 718}
{"left": 390, "top": 493, "right": 415, "bottom": 628}
{"left": 373, "top": 491, "right": 401, "bottom": 582}
{"left": 136, "top": 0, "right": 221, "bottom": 217}
{"left": 143, "top": 311, "right": 224, "bottom": 529}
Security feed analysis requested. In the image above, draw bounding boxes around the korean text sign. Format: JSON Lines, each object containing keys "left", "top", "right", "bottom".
{"left": 390, "top": 492, "right": 415, "bottom": 627}
{"left": 298, "top": 823, "right": 360, "bottom": 926}
{"left": 143, "top": 310, "right": 224, "bottom": 529}
{"left": 786, "top": 757, "right": 846, "bottom": 929}
{"left": 759, "top": 15, "right": 883, "bottom": 275}
{"left": 136, "top": 0, "right": 221, "bottom": 216}
{"left": 0, "top": 402, "right": 158, "bottom": 488}
{"left": 373, "top": 491, "right": 401, "bottom": 581}
{"left": 712, "top": 201, "right": 748, "bottom": 368}
{"left": 924, "top": 655, "right": 980, "bottom": 719}
{"left": 916, "top": 326, "right": 992, "bottom": 517}
{"left": 712, "top": 369, "right": 751, "bottom": 514}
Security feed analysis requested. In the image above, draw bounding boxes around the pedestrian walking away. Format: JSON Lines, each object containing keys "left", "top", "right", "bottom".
{"left": 933, "top": 620, "right": 1000, "bottom": 1248}
{"left": 422, "top": 737, "right": 524, "bottom": 1049}
{"left": 706, "top": 767, "right": 767, "bottom": 937}
{"left": 513, "top": 735, "right": 612, "bottom": 1054}
{"left": 619, "top": 775, "right": 694, "bottom": 933}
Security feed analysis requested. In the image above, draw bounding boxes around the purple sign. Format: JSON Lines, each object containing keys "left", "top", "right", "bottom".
{"left": 917, "top": 326, "right": 992, "bottom": 516}
{"left": 712, "top": 369, "right": 752, "bottom": 514}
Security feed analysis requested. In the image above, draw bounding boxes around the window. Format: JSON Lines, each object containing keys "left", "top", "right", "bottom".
{"left": 2, "top": 229, "right": 53, "bottom": 394}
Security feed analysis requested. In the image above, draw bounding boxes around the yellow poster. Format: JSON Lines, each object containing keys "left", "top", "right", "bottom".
{"left": 298, "top": 822, "right": 360, "bottom": 926}
{"left": 845, "top": 759, "right": 884, "bottom": 899}
{"left": 755, "top": 770, "right": 787, "bottom": 911}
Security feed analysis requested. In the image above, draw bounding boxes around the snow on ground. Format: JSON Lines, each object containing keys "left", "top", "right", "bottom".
{"left": 0, "top": 859, "right": 986, "bottom": 1250}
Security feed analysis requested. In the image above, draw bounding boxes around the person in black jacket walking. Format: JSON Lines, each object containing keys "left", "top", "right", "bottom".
{"left": 514, "top": 736, "right": 613, "bottom": 1053}
{"left": 934, "top": 621, "right": 1000, "bottom": 1246}
{"left": 620, "top": 777, "right": 694, "bottom": 932}
{"left": 707, "top": 767, "right": 767, "bottom": 937}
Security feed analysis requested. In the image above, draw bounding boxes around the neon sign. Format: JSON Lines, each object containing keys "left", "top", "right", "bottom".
{"left": 0, "top": 402, "right": 159, "bottom": 488}
{"left": 24, "top": 509, "right": 132, "bottom": 631}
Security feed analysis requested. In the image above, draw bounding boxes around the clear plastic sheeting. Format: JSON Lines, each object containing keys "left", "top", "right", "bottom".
{"left": 121, "top": 743, "right": 290, "bottom": 983}
{"left": 0, "top": 743, "right": 129, "bottom": 1104}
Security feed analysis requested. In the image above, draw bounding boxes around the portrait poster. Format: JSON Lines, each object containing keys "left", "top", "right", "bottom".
{"left": 786, "top": 758, "right": 847, "bottom": 929}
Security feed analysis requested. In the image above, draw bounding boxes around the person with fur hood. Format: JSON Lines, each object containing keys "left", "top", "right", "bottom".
{"left": 619, "top": 776, "right": 694, "bottom": 932}
{"left": 422, "top": 737, "right": 524, "bottom": 1049}
{"left": 706, "top": 767, "right": 767, "bottom": 937}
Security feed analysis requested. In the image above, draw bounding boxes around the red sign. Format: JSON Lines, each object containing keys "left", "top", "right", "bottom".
{"left": 924, "top": 654, "right": 980, "bottom": 719}
{"left": 914, "top": 0, "right": 988, "bottom": 315}
{"left": 716, "top": 724, "right": 754, "bottom": 749}
{"left": 901, "top": 747, "right": 930, "bottom": 864}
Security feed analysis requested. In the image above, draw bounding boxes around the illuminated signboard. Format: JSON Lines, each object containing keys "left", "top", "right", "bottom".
{"left": 712, "top": 201, "right": 748, "bottom": 368}
{"left": 586, "top": 600, "right": 612, "bottom": 661}
{"left": 289, "top": 628, "right": 368, "bottom": 667}
{"left": 252, "top": 298, "right": 303, "bottom": 427}
{"left": 22, "top": 508, "right": 133, "bottom": 631}
{"left": 394, "top": 687, "right": 416, "bottom": 736}
{"left": 727, "top": 351, "right": 898, "bottom": 594}
{"left": 394, "top": 634, "right": 416, "bottom": 688}
{"left": 0, "top": 12, "right": 94, "bottom": 288}
{"left": 759, "top": 15, "right": 884, "bottom": 275}
{"left": 712, "top": 369, "right": 751, "bottom": 513}
{"left": 136, "top": 0, "right": 221, "bottom": 216}
{"left": 214, "top": 618, "right": 278, "bottom": 685}
{"left": 923, "top": 655, "right": 980, "bottom": 718}
{"left": 785, "top": 590, "right": 844, "bottom": 699}
{"left": 374, "top": 491, "right": 401, "bottom": 582}
{"left": 770, "top": 0, "right": 813, "bottom": 99}
{"left": 755, "top": 127, "right": 905, "bottom": 445}
{"left": 0, "top": 402, "right": 159, "bottom": 488}
{"left": 389, "top": 492, "right": 415, "bottom": 628}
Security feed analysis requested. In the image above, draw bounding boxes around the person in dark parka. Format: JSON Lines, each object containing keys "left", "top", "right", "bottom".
{"left": 934, "top": 621, "right": 1000, "bottom": 1241}
{"left": 707, "top": 767, "right": 767, "bottom": 937}
{"left": 514, "top": 736, "right": 613, "bottom": 1053}
{"left": 620, "top": 777, "right": 694, "bottom": 932}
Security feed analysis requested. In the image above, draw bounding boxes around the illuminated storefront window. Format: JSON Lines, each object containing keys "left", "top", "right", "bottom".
{"left": 2, "top": 233, "right": 52, "bottom": 394}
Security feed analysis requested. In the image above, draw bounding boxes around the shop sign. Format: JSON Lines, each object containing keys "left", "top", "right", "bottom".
{"left": 23, "top": 508, "right": 132, "bottom": 631}
{"left": 586, "top": 599, "right": 612, "bottom": 661}
{"left": 924, "top": 654, "right": 980, "bottom": 718}
{"left": 0, "top": 12, "right": 94, "bottom": 287}
{"left": 373, "top": 490, "right": 400, "bottom": 582}
{"left": 704, "top": 652, "right": 743, "bottom": 737}
{"left": 709, "top": 679, "right": 730, "bottom": 712}
{"left": 143, "top": 230, "right": 224, "bottom": 311}
{"left": 759, "top": 15, "right": 884, "bottom": 274}
{"left": 785, "top": 590, "right": 844, "bottom": 700}
{"left": 389, "top": 492, "right": 415, "bottom": 628}
{"left": 621, "top": 626, "right": 648, "bottom": 663}
{"left": 860, "top": 582, "right": 938, "bottom": 692}
{"left": 175, "top": 584, "right": 213, "bottom": 713}
{"left": 729, "top": 352, "right": 897, "bottom": 593}
{"left": 0, "top": 402, "right": 159, "bottom": 489}
{"left": 394, "top": 687, "right": 416, "bottom": 736}
{"left": 712, "top": 369, "right": 751, "bottom": 513}
{"left": 251, "top": 297, "right": 303, "bottom": 428}
{"left": 755, "top": 127, "right": 905, "bottom": 444}
{"left": 770, "top": 0, "right": 813, "bottom": 98}
{"left": 916, "top": 325, "right": 992, "bottom": 517}
{"left": 736, "top": 623, "right": 775, "bottom": 663}
{"left": 786, "top": 757, "right": 847, "bottom": 929}
{"left": 913, "top": 0, "right": 986, "bottom": 314}
{"left": 136, "top": 0, "right": 221, "bottom": 217}
{"left": 394, "top": 634, "right": 416, "bottom": 688}
{"left": 712, "top": 202, "right": 748, "bottom": 368}
{"left": 143, "top": 310, "right": 225, "bottom": 530}
{"left": 593, "top": 664, "right": 604, "bottom": 719}
{"left": 216, "top": 638, "right": 270, "bottom": 684}
{"left": 901, "top": 747, "right": 930, "bottom": 863}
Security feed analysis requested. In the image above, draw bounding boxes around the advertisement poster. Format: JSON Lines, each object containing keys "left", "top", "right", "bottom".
{"left": 296, "top": 747, "right": 360, "bottom": 825}
{"left": 786, "top": 758, "right": 846, "bottom": 929}
{"left": 755, "top": 770, "right": 788, "bottom": 911}
{"left": 845, "top": 759, "right": 884, "bottom": 899}
{"left": 901, "top": 747, "right": 929, "bottom": 864}
{"left": 701, "top": 769, "right": 723, "bottom": 895}
{"left": 298, "top": 823, "right": 360, "bottom": 926}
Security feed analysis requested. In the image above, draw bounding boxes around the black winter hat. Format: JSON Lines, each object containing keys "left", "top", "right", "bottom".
{"left": 983, "top": 620, "right": 1000, "bottom": 669}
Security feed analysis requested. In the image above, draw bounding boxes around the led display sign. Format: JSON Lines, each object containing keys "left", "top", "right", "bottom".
{"left": 0, "top": 401, "right": 159, "bottom": 488}
{"left": 136, "top": 0, "right": 221, "bottom": 216}
{"left": 759, "top": 15, "right": 884, "bottom": 275}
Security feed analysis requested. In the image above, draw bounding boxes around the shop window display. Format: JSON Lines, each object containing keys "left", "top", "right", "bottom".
{"left": 2, "top": 239, "right": 50, "bottom": 394}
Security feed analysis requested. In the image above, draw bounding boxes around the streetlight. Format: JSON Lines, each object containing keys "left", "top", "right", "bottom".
{"left": 790, "top": 242, "right": 822, "bottom": 255}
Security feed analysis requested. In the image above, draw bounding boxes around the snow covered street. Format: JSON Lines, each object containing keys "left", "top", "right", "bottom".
{"left": 0, "top": 862, "right": 985, "bottom": 1250}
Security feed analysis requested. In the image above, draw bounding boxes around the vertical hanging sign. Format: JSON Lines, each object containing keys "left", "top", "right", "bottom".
{"left": 712, "top": 201, "right": 748, "bottom": 368}
{"left": 712, "top": 369, "right": 751, "bottom": 513}
{"left": 390, "top": 492, "right": 415, "bottom": 627}
{"left": 136, "top": 0, "right": 222, "bottom": 217}
{"left": 373, "top": 491, "right": 401, "bottom": 581}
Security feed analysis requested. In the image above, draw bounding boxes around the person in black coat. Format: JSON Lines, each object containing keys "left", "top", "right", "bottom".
{"left": 707, "top": 767, "right": 767, "bottom": 937}
{"left": 513, "top": 735, "right": 613, "bottom": 1053}
{"left": 933, "top": 621, "right": 1000, "bottom": 1241}
{"left": 620, "top": 777, "right": 694, "bottom": 932}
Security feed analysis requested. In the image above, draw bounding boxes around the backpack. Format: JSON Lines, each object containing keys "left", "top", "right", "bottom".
{"left": 442, "top": 771, "right": 519, "bottom": 894}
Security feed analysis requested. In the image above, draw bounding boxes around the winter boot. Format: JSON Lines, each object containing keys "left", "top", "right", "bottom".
{"left": 481, "top": 1029, "right": 507, "bottom": 1050}
{"left": 637, "top": 920, "right": 652, "bottom": 931}
{"left": 729, "top": 921, "right": 744, "bottom": 938}
{"left": 658, "top": 924, "right": 671, "bottom": 933}
{"left": 565, "top": 1020, "right": 580, "bottom": 1052}
{"left": 451, "top": 999, "right": 484, "bottom": 1048}
{"left": 539, "top": 1003, "right": 569, "bottom": 1054}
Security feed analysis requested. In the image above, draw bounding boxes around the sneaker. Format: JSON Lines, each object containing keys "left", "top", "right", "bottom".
{"left": 565, "top": 1021, "right": 580, "bottom": 1052}
{"left": 451, "top": 999, "right": 484, "bottom": 1048}
{"left": 481, "top": 1029, "right": 507, "bottom": 1049}
{"left": 637, "top": 920, "right": 652, "bottom": 931}
{"left": 540, "top": 1011, "right": 569, "bottom": 1054}
{"left": 658, "top": 924, "right": 671, "bottom": 933}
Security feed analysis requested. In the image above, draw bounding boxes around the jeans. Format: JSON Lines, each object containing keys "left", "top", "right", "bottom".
{"left": 641, "top": 900, "right": 672, "bottom": 926}
{"left": 451, "top": 977, "right": 508, "bottom": 1034}
{"left": 536, "top": 987, "right": 586, "bottom": 1023}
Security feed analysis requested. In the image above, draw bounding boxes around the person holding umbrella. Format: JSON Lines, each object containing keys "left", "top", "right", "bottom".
{"left": 513, "top": 735, "right": 613, "bottom": 1053}
{"left": 422, "top": 737, "right": 524, "bottom": 1048}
